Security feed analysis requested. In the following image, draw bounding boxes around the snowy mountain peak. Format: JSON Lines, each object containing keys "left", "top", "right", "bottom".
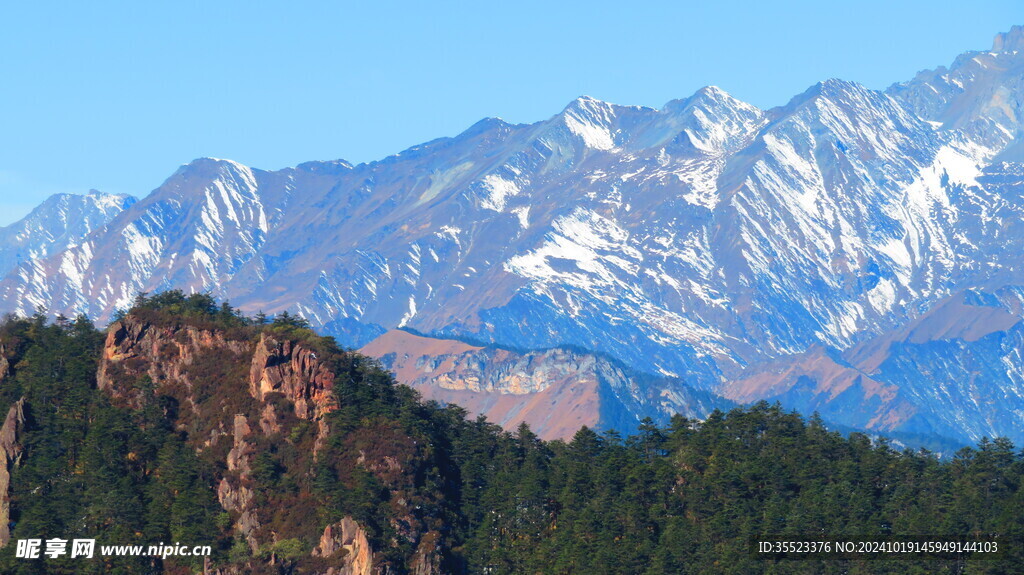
{"left": 563, "top": 94, "right": 612, "bottom": 109}
{"left": 814, "top": 77, "right": 864, "bottom": 93}
{"left": 695, "top": 85, "right": 727, "bottom": 97}
{"left": 84, "top": 189, "right": 135, "bottom": 212}
{"left": 664, "top": 85, "right": 756, "bottom": 115}
{"left": 555, "top": 95, "right": 620, "bottom": 150}
{"left": 688, "top": 85, "right": 738, "bottom": 105}
{"left": 180, "top": 156, "right": 254, "bottom": 174}
{"left": 0, "top": 190, "right": 136, "bottom": 279}
{"left": 163, "top": 157, "right": 260, "bottom": 201}
{"left": 784, "top": 78, "right": 877, "bottom": 110}
{"left": 457, "top": 116, "right": 513, "bottom": 139}
{"left": 647, "top": 86, "right": 764, "bottom": 154}
{"left": 27, "top": 190, "right": 136, "bottom": 223}
{"left": 559, "top": 95, "right": 620, "bottom": 122}
{"left": 294, "top": 159, "right": 355, "bottom": 174}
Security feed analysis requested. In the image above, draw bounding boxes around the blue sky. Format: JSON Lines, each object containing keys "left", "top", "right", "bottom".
{"left": 0, "top": 0, "right": 1020, "bottom": 225}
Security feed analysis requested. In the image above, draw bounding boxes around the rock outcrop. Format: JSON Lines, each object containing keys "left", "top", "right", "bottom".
{"left": 0, "top": 345, "right": 10, "bottom": 384}
{"left": 0, "top": 398, "right": 25, "bottom": 547}
{"left": 97, "top": 318, "right": 444, "bottom": 574}
{"left": 249, "top": 334, "right": 337, "bottom": 418}
{"left": 314, "top": 517, "right": 374, "bottom": 575}
{"left": 97, "top": 318, "right": 250, "bottom": 405}
{"left": 248, "top": 333, "right": 337, "bottom": 453}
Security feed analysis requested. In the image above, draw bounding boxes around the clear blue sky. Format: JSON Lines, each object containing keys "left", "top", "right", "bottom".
{"left": 0, "top": 0, "right": 1020, "bottom": 225}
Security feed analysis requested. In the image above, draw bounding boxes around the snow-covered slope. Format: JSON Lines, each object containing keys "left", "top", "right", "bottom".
{"left": 4, "top": 28, "right": 1024, "bottom": 445}
{"left": 0, "top": 190, "right": 135, "bottom": 282}
{"left": 725, "top": 285, "right": 1024, "bottom": 445}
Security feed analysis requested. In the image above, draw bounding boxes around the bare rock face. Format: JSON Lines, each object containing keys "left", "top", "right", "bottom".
{"left": 0, "top": 398, "right": 25, "bottom": 547}
{"left": 216, "top": 477, "right": 253, "bottom": 513}
{"left": 249, "top": 333, "right": 338, "bottom": 420}
{"left": 409, "top": 531, "right": 443, "bottom": 575}
{"left": 97, "top": 319, "right": 250, "bottom": 407}
{"left": 99, "top": 320, "right": 340, "bottom": 439}
{"left": 0, "top": 345, "right": 10, "bottom": 384}
{"left": 314, "top": 517, "right": 374, "bottom": 575}
{"left": 96, "top": 317, "right": 425, "bottom": 573}
{"left": 226, "top": 414, "right": 253, "bottom": 473}
{"left": 247, "top": 333, "right": 340, "bottom": 457}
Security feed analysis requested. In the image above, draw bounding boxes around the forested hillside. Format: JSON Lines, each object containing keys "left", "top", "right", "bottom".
{"left": 0, "top": 292, "right": 1019, "bottom": 574}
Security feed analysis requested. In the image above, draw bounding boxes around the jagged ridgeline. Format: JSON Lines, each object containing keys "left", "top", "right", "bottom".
{"left": 0, "top": 291, "right": 1019, "bottom": 574}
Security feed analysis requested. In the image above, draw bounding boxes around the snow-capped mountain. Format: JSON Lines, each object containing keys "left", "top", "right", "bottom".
{"left": 0, "top": 190, "right": 135, "bottom": 282}
{"left": 4, "top": 27, "right": 1024, "bottom": 445}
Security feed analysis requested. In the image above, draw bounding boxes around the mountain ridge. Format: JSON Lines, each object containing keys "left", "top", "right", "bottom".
{"left": 3, "top": 28, "right": 1024, "bottom": 447}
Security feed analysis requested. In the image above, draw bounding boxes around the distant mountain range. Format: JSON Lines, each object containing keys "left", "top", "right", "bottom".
{"left": 4, "top": 26, "right": 1024, "bottom": 447}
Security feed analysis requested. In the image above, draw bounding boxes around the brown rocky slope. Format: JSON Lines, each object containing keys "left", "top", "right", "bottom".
{"left": 97, "top": 312, "right": 450, "bottom": 574}
{"left": 360, "top": 329, "right": 729, "bottom": 440}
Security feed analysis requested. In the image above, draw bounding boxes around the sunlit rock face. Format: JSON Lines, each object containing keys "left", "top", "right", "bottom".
{"left": 361, "top": 329, "right": 729, "bottom": 440}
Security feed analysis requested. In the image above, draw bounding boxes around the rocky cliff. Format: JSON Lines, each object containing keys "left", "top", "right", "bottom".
{"left": 0, "top": 398, "right": 24, "bottom": 548}
{"left": 97, "top": 315, "right": 444, "bottom": 574}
